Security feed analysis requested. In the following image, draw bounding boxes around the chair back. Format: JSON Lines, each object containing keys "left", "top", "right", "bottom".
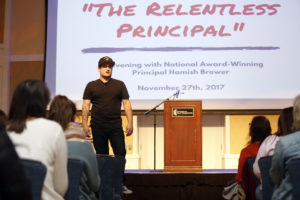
{"left": 22, "top": 159, "right": 47, "bottom": 200}
{"left": 247, "top": 156, "right": 260, "bottom": 185}
{"left": 65, "top": 158, "right": 84, "bottom": 200}
{"left": 287, "top": 157, "right": 300, "bottom": 200}
{"left": 96, "top": 154, "right": 125, "bottom": 200}
{"left": 258, "top": 156, "right": 274, "bottom": 200}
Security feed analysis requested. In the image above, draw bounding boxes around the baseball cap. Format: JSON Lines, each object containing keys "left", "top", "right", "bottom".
{"left": 98, "top": 56, "right": 115, "bottom": 68}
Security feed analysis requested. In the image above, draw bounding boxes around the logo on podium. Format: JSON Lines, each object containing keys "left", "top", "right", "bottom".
{"left": 172, "top": 107, "right": 194, "bottom": 117}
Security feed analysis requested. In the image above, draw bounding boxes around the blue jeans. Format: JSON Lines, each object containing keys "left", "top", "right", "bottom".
{"left": 91, "top": 127, "right": 126, "bottom": 156}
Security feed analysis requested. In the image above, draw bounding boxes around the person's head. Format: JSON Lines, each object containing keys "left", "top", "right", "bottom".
{"left": 0, "top": 109, "right": 7, "bottom": 126}
{"left": 8, "top": 79, "right": 50, "bottom": 133}
{"left": 98, "top": 56, "right": 115, "bottom": 79}
{"left": 249, "top": 116, "right": 271, "bottom": 144}
{"left": 292, "top": 95, "right": 300, "bottom": 132}
{"left": 277, "top": 106, "right": 293, "bottom": 136}
{"left": 48, "top": 95, "right": 76, "bottom": 131}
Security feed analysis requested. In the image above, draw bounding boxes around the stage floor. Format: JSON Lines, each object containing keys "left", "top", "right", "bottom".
{"left": 124, "top": 170, "right": 236, "bottom": 200}
{"left": 126, "top": 169, "right": 237, "bottom": 173}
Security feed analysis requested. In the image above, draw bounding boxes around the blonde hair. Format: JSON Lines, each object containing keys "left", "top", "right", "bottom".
{"left": 292, "top": 95, "right": 300, "bottom": 131}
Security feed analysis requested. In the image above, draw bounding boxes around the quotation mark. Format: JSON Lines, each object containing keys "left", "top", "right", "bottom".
{"left": 234, "top": 22, "right": 245, "bottom": 32}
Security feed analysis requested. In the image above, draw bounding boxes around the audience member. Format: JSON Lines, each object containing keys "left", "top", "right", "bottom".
{"left": 7, "top": 79, "right": 68, "bottom": 200}
{"left": 253, "top": 107, "right": 293, "bottom": 199}
{"left": 270, "top": 95, "right": 300, "bottom": 200}
{"left": 0, "top": 123, "right": 32, "bottom": 200}
{"left": 278, "top": 107, "right": 294, "bottom": 136}
{"left": 48, "top": 95, "right": 100, "bottom": 200}
{"left": 234, "top": 116, "right": 271, "bottom": 199}
{"left": 48, "top": 95, "right": 86, "bottom": 140}
{"left": 236, "top": 116, "right": 271, "bottom": 184}
{"left": 0, "top": 109, "right": 7, "bottom": 126}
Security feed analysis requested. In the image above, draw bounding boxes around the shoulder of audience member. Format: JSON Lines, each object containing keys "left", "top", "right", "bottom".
{"left": 278, "top": 130, "right": 300, "bottom": 145}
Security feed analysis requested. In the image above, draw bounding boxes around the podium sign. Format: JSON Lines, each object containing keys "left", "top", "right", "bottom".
{"left": 164, "top": 100, "right": 202, "bottom": 172}
{"left": 172, "top": 107, "right": 194, "bottom": 117}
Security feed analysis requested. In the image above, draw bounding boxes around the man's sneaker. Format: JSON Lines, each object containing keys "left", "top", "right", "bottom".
{"left": 122, "top": 185, "right": 133, "bottom": 195}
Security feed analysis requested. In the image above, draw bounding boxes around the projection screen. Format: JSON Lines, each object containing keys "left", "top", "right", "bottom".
{"left": 45, "top": 0, "right": 300, "bottom": 109}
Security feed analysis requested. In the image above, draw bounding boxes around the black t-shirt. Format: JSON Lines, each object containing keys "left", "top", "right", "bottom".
{"left": 83, "top": 78, "right": 129, "bottom": 128}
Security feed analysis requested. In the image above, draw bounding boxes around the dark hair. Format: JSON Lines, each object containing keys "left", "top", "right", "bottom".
{"left": 0, "top": 110, "right": 7, "bottom": 126}
{"left": 249, "top": 116, "right": 271, "bottom": 144}
{"left": 276, "top": 117, "right": 283, "bottom": 136}
{"left": 7, "top": 79, "right": 50, "bottom": 133}
{"left": 293, "top": 95, "right": 300, "bottom": 131}
{"left": 48, "top": 95, "right": 75, "bottom": 131}
{"left": 278, "top": 107, "right": 293, "bottom": 136}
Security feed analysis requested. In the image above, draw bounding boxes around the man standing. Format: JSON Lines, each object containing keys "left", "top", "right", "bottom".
{"left": 82, "top": 56, "right": 133, "bottom": 194}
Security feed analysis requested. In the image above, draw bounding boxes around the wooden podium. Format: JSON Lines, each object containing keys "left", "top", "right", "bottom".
{"left": 164, "top": 100, "right": 202, "bottom": 172}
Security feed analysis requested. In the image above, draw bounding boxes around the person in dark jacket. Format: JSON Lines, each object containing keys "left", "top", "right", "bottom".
{"left": 0, "top": 123, "right": 32, "bottom": 200}
{"left": 0, "top": 110, "right": 7, "bottom": 126}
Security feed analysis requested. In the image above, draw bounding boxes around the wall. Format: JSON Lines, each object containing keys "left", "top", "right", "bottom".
{"left": 131, "top": 113, "right": 279, "bottom": 170}
{"left": 0, "top": 0, "right": 5, "bottom": 44}
{"left": 0, "top": 0, "right": 9, "bottom": 112}
{"left": 230, "top": 115, "right": 279, "bottom": 154}
{"left": 0, "top": 0, "right": 45, "bottom": 113}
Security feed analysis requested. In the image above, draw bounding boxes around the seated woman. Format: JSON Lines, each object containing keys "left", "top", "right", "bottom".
{"left": 48, "top": 95, "right": 100, "bottom": 200}
{"left": 7, "top": 79, "right": 68, "bottom": 200}
{"left": 270, "top": 96, "right": 300, "bottom": 200}
{"left": 236, "top": 116, "right": 271, "bottom": 198}
{"left": 253, "top": 107, "right": 293, "bottom": 199}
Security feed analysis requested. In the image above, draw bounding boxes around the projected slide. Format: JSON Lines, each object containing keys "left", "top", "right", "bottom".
{"left": 46, "top": 0, "right": 300, "bottom": 109}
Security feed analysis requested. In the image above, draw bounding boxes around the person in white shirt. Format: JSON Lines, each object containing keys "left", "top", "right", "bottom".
{"left": 253, "top": 107, "right": 293, "bottom": 200}
{"left": 7, "top": 79, "right": 68, "bottom": 200}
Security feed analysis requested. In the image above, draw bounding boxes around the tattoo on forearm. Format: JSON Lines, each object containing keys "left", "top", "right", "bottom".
{"left": 82, "top": 104, "right": 89, "bottom": 123}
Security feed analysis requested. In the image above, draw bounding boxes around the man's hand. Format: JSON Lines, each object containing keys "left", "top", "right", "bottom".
{"left": 125, "top": 123, "right": 133, "bottom": 136}
{"left": 123, "top": 99, "right": 133, "bottom": 137}
{"left": 83, "top": 124, "right": 91, "bottom": 137}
